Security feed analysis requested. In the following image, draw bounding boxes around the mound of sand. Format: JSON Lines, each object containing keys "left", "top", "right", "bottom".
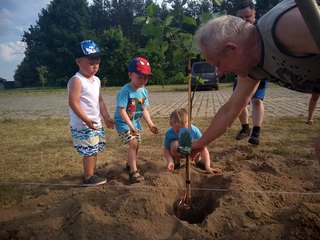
{"left": 1, "top": 146, "right": 320, "bottom": 240}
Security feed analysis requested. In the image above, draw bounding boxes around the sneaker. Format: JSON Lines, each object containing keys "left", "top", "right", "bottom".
{"left": 194, "top": 159, "right": 206, "bottom": 170}
{"left": 236, "top": 128, "right": 250, "bottom": 140}
{"left": 129, "top": 170, "right": 144, "bottom": 183}
{"left": 248, "top": 133, "right": 260, "bottom": 145}
{"left": 83, "top": 174, "right": 107, "bottom": 187}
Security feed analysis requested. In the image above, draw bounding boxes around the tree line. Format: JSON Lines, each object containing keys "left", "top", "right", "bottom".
{"left": 14, "top": 0, "right": 280, "bottom": 88}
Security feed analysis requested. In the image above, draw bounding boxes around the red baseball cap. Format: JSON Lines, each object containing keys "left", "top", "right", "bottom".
{"left": 128, "top": 57, "right": 152, "bottom": 76}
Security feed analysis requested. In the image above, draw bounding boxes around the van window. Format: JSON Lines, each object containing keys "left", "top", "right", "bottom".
{"left": 193, "top": 63, "right": 215, "bottom": 74}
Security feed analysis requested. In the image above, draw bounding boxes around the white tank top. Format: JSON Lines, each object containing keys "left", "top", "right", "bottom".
{"left": 67, "top": 72, "right": 101, "bottom": 129}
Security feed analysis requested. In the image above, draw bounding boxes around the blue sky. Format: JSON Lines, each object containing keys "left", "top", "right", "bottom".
{"left": 0, "top": 0, "right": 53, "bottom": 81}
{"left": 0, "top": 0, "right": 165, "bottom": 82}
{"left": 0, "top": 0, "right": 96, "bottom": 82}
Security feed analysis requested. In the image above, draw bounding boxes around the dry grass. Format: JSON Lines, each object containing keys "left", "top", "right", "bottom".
{"left": 0, "top": 114, "right": 318, "bottom": 207}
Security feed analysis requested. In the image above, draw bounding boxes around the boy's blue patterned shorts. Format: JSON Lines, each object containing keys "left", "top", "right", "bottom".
{"left": 70, "top": 127, "right": 105, "bottom": 156}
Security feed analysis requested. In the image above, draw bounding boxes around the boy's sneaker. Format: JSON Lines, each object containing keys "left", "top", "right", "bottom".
{"left": 129, "top": 170, "right": 144, "bottom": 184}
{"left": 83, "top": 174, "right": 107, "bottom": 187}
{"left": 248, "top": 132, "right": 260, "bottom": 145}
{"left": 236, "top": 128, "right": 250, "bottom": 140}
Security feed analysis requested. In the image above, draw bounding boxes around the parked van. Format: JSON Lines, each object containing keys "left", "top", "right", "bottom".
{"left": 191, "top": 61, "right": 219, "bottom": 91}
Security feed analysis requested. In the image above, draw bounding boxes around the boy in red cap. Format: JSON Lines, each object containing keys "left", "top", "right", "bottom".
{"left": 114, "top": 57, "right": 158, "bottom": 183}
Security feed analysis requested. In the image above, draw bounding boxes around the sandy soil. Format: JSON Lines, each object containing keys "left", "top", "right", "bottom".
{"left": 1, "top": 144, "right": 320, "bottom": 240}
{"left": 0, "top": 88, "right": 320, "bottom": 239}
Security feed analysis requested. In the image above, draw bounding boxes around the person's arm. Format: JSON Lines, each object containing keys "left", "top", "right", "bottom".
{"left": 201, "top": 147, "right": 222, "bottom": 174}
{"left": 164, "top": 148, "right": 175, "bottom": 172}
{"left": 118, "top": 107, "right": 138, "bottom": 134}
{"left": 275, "top": 7, "right": 320, "bottom": 55}
{"left": 68, "top": 77, "right": 97, "bottom": 130}
{"left": 142, "top": 107, "right": 158, "bottom": 134}
{"left": 192, "top": 75, "right": 259, "bottom": 150}
{"left": 99, "top": 93, "right": 114, "bottom": 129}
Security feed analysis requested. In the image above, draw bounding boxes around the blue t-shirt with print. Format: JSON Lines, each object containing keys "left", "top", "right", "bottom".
{"left": 163, "top": 125, "right": 202, "bottom": 149}
{"left": 114, "top": 83, "right": 149, "bottom": 133}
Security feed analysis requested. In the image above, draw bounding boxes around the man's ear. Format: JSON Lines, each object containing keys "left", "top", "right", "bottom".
{"left": 225, "top": 42, "right": 238, "bottom": 52}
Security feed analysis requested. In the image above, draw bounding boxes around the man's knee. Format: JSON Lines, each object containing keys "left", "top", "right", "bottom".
{"left": 252, "top": 98, "right": 263, "bottom": 107}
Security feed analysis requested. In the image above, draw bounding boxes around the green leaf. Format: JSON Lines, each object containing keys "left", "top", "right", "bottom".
{"left": 146, "top": 3, "right": 159, "bottom": 17}
{"left": 182, "top": 16, "right": 196, "bottom": 26}
{"left": 182, "top": 37, "right": 193, "bottom": 50}
{"left": 165, "top": 27, "right": 180, "bottom": 38}
{"left": 133, "top": 16, "right": 146, "bottom": 25}
{"left": 195, "top": 76, "right": 205, "bottom": 85}
{"left": 141, "top": 24, "right": 164, "bottom": 37}
{"left": 146, "top": 16, "right": 151, "bottom": 24}
{"left": 161, "top": 41, "right": 169, "bottom": 54}
{"left": 164, "top": 16, "right": 174, "bottom": 26}
{"left": 214, "top": 0, "right": 223, "bottom": 6}
{"left": 173, "top": 48, "right": 186, "bottom": 63}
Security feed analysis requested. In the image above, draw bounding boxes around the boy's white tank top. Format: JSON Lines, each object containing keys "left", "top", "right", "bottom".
{"left": 67, "top": 72, "right": 101, "bottom": 129}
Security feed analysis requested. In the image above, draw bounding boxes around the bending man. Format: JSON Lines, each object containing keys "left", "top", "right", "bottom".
{"left": 193, "top": 0, "right": 320, "bottom": 159}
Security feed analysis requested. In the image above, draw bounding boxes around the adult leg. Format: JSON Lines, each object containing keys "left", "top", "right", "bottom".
{"left": 248, "top": 98, "right": 264, "bottom": 145}
{"left": 236, "top": 106, "right": 251, "bottom": 140}
{"left": 234, "top": 77, "right": 250, "bottom": 140}
{"left": 248, "top": 81, "right": 268, "bottom": 145}
{"left": 307, "top": 93, "right": 320, "bottom": 124}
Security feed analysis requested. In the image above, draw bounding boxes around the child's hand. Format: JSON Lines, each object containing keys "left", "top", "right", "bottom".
{"left": 86, "top": 120, "right": 99, "bottom": 130}
{"left": 167, "top": 162, "right": 174, "bottom": 172}
{"left": 130, "top": 127, "right": 139, "bottom": 136}
{"left": 104, "top": 116, "right": 114, "bottom": 129}
{"left": 149, "top": 125, "right": 158, "bottom": 134}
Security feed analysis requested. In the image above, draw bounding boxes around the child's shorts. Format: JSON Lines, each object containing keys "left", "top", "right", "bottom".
{"left": 118, "top": 131, "right": 141, "bottom": 145}
{"left": 70, "top": 127, "right": 105, "bottom": 156}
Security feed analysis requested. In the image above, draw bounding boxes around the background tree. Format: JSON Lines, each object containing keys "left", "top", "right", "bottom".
{"left": 98, "top": 26, "right": 136, "bottom": 86}
{"left": 15, "top": 0, "right": 93, "bottom": 87}
{"left": 37, "top": 65, "right": 49, "bottom": 88}
{"left": 14, "top": 0, "right": 283, "bottom": 87}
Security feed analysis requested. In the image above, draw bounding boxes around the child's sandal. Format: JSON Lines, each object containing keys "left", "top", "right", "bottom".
{"left": 125, "top": 162, "right": 130, "bottom": 171}
{"left": 306, "top": 119, "right": 314, "bottom": 125}
{"left": 129, "top": 170, "right": 144, "bottom": 183}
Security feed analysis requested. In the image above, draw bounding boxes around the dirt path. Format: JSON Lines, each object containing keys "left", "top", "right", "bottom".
{"left": 0, "top": 85, "right": 315, "bottom": 119}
